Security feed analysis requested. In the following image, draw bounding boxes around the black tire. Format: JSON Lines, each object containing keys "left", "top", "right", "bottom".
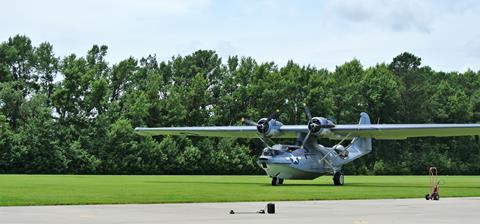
{"left": 433, "top": 194, "right": 440, "bottom": 200}
{"left": 425, "top": 194, "right": 430, "bottom": 200}
{"left": 278, "top": 178, "right": 284, "bottom": 185}
{"left": 333, "top": 171, "right": 344, "bottom": 186}
{"left": 271, "top": 177, "right": 279, "bottom": 186}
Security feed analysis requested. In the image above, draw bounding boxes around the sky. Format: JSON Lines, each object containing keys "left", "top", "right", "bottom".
{"left": 1, "top": 0, "right": 480, "bottom": 72}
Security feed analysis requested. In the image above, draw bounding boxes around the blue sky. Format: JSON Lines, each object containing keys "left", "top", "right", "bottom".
{"left": 2, "top": 0, "right": 480, "bottom": 72}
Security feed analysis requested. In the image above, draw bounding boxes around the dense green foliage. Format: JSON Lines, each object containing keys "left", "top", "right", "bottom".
{"left": 0, "top": 175, "right": 479, "bottom": 206}
{"left": 1, "top": 35, "right": 480, "bottom": 175}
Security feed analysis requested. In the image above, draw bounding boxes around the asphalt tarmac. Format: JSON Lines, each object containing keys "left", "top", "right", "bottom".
{"left": 1, "top": 197, "right": 479, "bottom": 224}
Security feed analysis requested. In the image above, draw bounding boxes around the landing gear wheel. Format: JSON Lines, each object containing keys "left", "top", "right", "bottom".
{"left": 333, "top": 171, "right": 344, "bottom": 186}
{"left": 271, "top": 177, "right": 279, "bottom": 186}
{"left": 271, "top": 177, "right": 283, "bottom": 186}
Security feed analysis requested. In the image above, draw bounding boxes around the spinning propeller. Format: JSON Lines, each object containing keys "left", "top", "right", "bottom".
{"left": 301, "top": 104, "right": 336, "bottom": 149}
{"left": 242, "top": 105, "right": 338, "bottom": 151}
{"left": 242, "top": 109, "right": 282, "bottom": 149}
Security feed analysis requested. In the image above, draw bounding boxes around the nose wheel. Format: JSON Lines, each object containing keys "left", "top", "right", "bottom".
{"left": 333, "top": 171, "right": 344, "bottom": 186}
{"left": 271, "top": 177, "right": 284, "bottom": 186}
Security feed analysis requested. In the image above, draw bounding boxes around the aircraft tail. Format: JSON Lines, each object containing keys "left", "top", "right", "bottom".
{"left": 352, "top": 112, "right": 372, "bottom": 153}
{"left": 336, "top": 112, "right": 373, "bottom": 166}
{"left": 358, "top": 112, "right": 371, "bottom": 125}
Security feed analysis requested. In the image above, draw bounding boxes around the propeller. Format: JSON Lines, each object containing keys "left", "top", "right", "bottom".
{"left": 267, "top": 109, "right": 280, "bottom": 122}
{"left": 242, "top": 117, "right": 273, "bottom": 149}
{"left": 300, "top": 105, "right": 335, "bottom": 149}
{"left": 241, "top": 110, "right": 281, "bottom": 149}
{"left": 301, "top": 104, "right": 314, "bottom": 148}
{"left": 250, "top": 109, "right": 281, "bottom": 135}
{"left": 308, "top": 118, "right": 322, "bottom": 133}
{"left": 241, "top": 117, "right": 257, "bottom": 126}
{"left": 256, "top": 118, "right": 269, "bottom": 134}
{"left": 303, "top": 103, "right": 312, "bottom": 121}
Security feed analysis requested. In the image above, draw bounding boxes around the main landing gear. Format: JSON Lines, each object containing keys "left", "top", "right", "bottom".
{"left": 333, "top": 171, "right": 344, "bottom": 186}
{"left": 271, "top": 173, "right": 344, "bottom": 186}
{"left": 271, "top": 177, "right": 284, "bottom": 186}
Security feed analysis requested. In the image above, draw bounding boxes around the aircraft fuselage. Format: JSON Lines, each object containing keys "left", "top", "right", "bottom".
{"left": 257, "top": 144, "right": 339, "bottom": 180}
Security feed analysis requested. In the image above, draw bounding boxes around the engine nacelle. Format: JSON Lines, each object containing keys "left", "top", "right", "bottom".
{"left": 257, "top": 118, "right": 283, "bottom": 137}
{"left": 307, "top": 117, "right": 335, "bottom": 136}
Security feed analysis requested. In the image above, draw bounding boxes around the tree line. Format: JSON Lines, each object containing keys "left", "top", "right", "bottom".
{"left": 1, "top": 35, "right": 480, "bottom": 175}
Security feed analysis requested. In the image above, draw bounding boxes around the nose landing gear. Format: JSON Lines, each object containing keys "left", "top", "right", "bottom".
{"left": 271, "top": 177, "right": 284, "bottom": 186}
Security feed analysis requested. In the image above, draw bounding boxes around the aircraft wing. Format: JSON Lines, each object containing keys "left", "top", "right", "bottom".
{"left": 331, "top": 124, "right": 480, "bottom": 140}
{"left": 135, "top": 124, "right": 480, "bottom": 140}
{"left": 134, "top": 125, "right": 307, "bottom": 138}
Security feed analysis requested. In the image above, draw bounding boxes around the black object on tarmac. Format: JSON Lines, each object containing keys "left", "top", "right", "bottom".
{"left": 267, "top": 203, "right": 275, "bottom": 214}
{"left": 229, "top": 203, "right": 275, "bottom": 214}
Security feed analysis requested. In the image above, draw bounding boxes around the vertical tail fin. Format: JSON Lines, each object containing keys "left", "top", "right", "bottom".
{"left": 336, "top": 112, "right": 373, "bottom": 166}
{"left": 358, "top": 112, "right": 371, "bottom": 125}
{"left": 352, "top": 112, "right": 372, "bottom": 153}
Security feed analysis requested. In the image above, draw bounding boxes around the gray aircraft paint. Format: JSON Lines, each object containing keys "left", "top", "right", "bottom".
{"left": 256, "top": 113, "right": 372, "bottom": 180}
{"left": 135, "top": 112, "right": 480, "bottom": 184}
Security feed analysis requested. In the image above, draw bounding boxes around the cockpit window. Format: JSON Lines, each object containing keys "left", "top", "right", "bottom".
{"left": 287, "top": 146, "right": 300, "bottom": 152}
{"left": 262, "top": 148, "right": 272, "bottom": 156}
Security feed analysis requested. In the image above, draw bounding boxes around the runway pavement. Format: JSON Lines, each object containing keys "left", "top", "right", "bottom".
{"left": 1, "top": 197, "right": 479, "bottom": 224}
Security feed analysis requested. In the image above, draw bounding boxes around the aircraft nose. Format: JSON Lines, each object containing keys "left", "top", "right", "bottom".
{"left": 258, "top": 157, "right": 269, "bottom": 169}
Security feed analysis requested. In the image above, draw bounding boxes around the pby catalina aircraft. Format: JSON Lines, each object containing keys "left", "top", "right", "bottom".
{"left": 135, "top": 108, "right": 480, "bottom": 186}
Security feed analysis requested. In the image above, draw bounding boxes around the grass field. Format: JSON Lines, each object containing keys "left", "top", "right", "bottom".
{"left": 0, "top": 175, "right": 479, "bottom": 206}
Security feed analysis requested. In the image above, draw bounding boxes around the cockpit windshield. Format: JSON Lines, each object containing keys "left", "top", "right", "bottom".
{"left": 262, "top": 145, "right": 301, "bottom": 156}
{"left": 262, "top": 148, "right": 272, "bottom": 156}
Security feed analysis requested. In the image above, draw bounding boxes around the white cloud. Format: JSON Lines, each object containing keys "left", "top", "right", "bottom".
{"left": 323, "top": 0, "right": 436, "bottom": 33}
{"left": 1, "top": 0, "right": 479, "bottom": 72}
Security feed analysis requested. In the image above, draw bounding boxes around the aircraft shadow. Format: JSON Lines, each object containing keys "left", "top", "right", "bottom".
{"left": 144, "top": 180, "right": 336, "bottom": 187}
{"left": 143, "top": 181, "right": 478, "bottom": 189}
{"left": 274, "top": 183, "right": 338, "bottom": 187}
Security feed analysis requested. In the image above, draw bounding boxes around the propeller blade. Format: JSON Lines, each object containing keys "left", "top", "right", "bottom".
{"left": 301, "top": 131, "right": 311, "bottom": 148}
{"left": 301, "top": 104, "right": 313, "bottom": 150}
{"left": 303, "top": 103, "right": 312, "bottom": 121}
{"left": 267, "top": 109, "right": 280, "bottom": 122}
{"left": 256, "top": 133, "right": 272, "bottom": 149}
{"left": 295, "top": 132, "right": 304, "bottom": 146}
{"left": 241, "top": 117, "right": 257, "bottom": 126}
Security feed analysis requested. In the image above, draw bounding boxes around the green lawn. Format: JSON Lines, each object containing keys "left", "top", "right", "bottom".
{"left": 0, "top": 175, "right": 479, "bottom": 206}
